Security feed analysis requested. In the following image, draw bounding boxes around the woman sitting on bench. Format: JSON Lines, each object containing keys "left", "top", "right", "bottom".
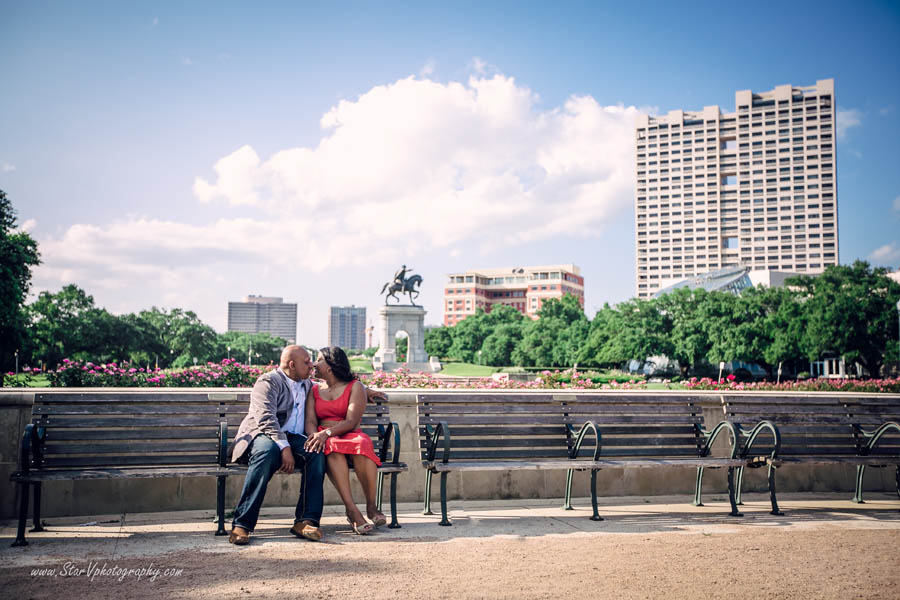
{"left": 304, "top": 346, "right": 385, "bottom": 534}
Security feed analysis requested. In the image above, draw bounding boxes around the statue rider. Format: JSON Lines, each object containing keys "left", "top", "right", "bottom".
{"left": 394, "top": 264, "right": 412, "bottom": 287}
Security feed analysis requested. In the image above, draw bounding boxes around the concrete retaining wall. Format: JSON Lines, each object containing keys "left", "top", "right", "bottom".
{"left": 1, "top": 388, "right": 896, "bottom": 519}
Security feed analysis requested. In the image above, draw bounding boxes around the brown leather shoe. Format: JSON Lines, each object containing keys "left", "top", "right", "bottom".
{"left": 229, "top": 527, "right": 250, "bottom": 545}
{"left": 290, "top": 520, "right": 322, "bottom": 542}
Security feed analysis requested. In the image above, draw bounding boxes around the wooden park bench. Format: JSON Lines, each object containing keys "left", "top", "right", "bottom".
{"left": 719, "top": 394, "right": 900, "bottom": 515}
{"left": 417, "top": 393, "right": 745, "bottom": 525}
{"left": 10, "top": 391, "right": 407, "bottom": 547}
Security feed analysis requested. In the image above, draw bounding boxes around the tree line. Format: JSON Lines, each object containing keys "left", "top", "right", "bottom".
{"left": 0, "top": 191, "right": 285, "bottom": 371}
{"left": 425, "top": 262, "right": 900, "bottom": 378}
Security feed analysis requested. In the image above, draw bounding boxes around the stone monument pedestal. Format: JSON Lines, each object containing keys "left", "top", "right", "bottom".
{"left": 373, "top": 305, "right": 438, "bottom": 372}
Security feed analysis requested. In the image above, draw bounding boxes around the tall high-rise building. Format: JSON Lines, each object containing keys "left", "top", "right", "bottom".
{"left": 634, "top": 79, "right": 838, "bottom": 298}
{"left": 227, "top": 295, "right": 297, "bottom": 343}
{"left": 328, "top": 305, "right": 367, "bottom": 350}
{"left": 443, "top": 264, "right": 584, "bottom": 326}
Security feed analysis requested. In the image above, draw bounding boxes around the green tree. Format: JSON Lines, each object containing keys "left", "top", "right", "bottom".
{"left": 217, "top": 331, "right": 287, "bottom": 365}
{"left": 139, "top": 307, "right": 219, "bottom": 367}
{"left": 448, "top": 309, "right": 492, "bottom": 363}
{"left": 655, "top": 288, "right": 713, "bottom": 378}
{"left": 27, "top": 284, "right": 98, "bottom": 368}
{"left": 791, "top": 261, "right": 900, "bottom": 376}
{"left": 395, "top": 335, "right": 408, "bottom": 361}
{"left": 0, "top": 190, "right": 41, "bottom": 370}
{"left": 594, "top": 298, "right": 672, "bottom": 368}
{"left": 511, "top": 295, "right": 587, "bottom": 367}
{"left": 424, "top": 326, "right": 453, "bottom": 358}
{"left": 576, "top": 303, "right": 622, "bottom": 368}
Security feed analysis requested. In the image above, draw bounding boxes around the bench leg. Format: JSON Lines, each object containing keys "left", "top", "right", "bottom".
{"left": 589, "top": 469, "right": 602, "bottom": 521}
{"left": 423, "top": 470, "right": 434, "bottom": 515}
{"left": 852, "top": 465, "right": 866, "bottom": 504}
{"left": 895, "top": 466, "right": 899, "bottom": 510}
{"left": 692, "top": 466, "right": 705, "bottom": 506}
{"left": 215, "top": 476, "right": 227, "bottom": 536}
{"left": 563, "top": 469, "right": 574, "bottom": 510}
{"left": 727, "top": 467, "right": 743, "bottom": 517}
{"left": 376, "top": 472, "right": 384, "bottom": 513}
{"left": 439, "top": 472, "right": 451, "bottom": 526}
{"left": 12, "top": 481, "right": 29, "bottom": 547}
{"left": 30, "top": 482, "right": 44, "bottom": 532}
{"left": 388, "top": 472, "right": 401, "bottom": 529}
{"left": 735, "top": 467, "right": 745, "bottom": 505}
{"left": 767, "top": 464, "right": 783, "bottom": 516}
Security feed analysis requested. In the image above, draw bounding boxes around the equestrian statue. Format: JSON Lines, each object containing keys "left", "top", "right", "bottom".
{"left": 381, "top": 264, "right": 423, "bottom": 305}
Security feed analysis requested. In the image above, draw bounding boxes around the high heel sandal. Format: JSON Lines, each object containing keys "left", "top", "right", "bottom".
{"left": 367, "top": 510, "right": 387, "bottom": 528}
{"left": 346, "top": 515, "right": 374, "bottom": 535}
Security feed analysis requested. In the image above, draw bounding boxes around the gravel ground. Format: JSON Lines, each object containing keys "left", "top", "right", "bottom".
{"left": 2, "top": 495, "right": 899, "bottom": 600}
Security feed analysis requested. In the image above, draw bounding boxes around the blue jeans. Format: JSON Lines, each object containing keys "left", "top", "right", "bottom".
{"left": 232, "top": 433, "right": 325, "bottom": 532}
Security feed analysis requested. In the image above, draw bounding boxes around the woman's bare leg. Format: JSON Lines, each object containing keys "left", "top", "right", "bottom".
{"left": 326, "top": 453, "right": 367, "bottom": 526}
{"left": 353, "top": 456, "right": 385, "bottom": 521}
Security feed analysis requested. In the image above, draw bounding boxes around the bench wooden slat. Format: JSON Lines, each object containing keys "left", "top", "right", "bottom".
{"left": 43, "top": 441, "right": 218, "bottom": 455}
{"left": 419, "top": 404, "right": 566, "bottom": 414}
{"left": 42, "top": 454, "right": 219, "bottom": 468}
{"left": 425, "top": 457, "right": 745, "bottom": 472}
{"left": 11, "top": 466, "right": 248, "bottom": 482}
{"left": 418, "top": 395, "right": 556, "bottom": 403}
{"left": 33, "top": 404, "right": 250, "bottom": 415}
{"left": 44, "top": 428, "right": 221, "bottom": 441}
{"left": 34, "top": 393, "right": 250, "bottom": 403}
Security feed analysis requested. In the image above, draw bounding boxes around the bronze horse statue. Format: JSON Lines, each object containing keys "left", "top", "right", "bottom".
{"left": 381, "top": 274, "right": 423, "bottom": 305}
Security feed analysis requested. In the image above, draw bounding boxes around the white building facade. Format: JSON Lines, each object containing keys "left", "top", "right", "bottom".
{"left": 635, "top": 79, "right": 838, "bottom": 298}
{"left": 227, "top": 295, "right": 297, "bottom": 343}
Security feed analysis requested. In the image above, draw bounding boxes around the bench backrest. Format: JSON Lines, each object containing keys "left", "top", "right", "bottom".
{"left": 560, "top": 394, "right": 707, "bottom": 459}
{"left": 360, "top": 399, "right": 398, "bottom": 463}
{"left": 31, "top": 392, "right": 248, "bottom": 469}
{"left": 721, "top": 395, "right": 864, "bottom": 457}
{"left": 844, "top": 396, "right": 900, "bottom": 457}
{"left": 31, "top": 391, "right": 399, "bottom": 469}
{"left": 417, "top": 394, "right": 570, "bottom": 462}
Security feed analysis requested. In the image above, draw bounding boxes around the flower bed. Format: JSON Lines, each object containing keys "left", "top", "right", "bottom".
{"left": 43, "top": 358, "right": 273, "bottom": 387}
{"left": 363, "top": 368, "right": 647, "bottom": 390}
{"left": 683, "top": 375, "right": 900, "bottom": 393}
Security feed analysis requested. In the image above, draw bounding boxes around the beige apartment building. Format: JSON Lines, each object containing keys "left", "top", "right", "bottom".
{"left": 635, "top": 79, "right": 838, "bottom": 298}
{"left": 443, "top": 264, "right": 584, "bottom": 326}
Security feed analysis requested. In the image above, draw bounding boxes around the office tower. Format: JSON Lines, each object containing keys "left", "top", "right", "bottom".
{"left": 635, "top": 79, "right": 837, "bottom": 298}
{"left": 227, "top": 295, "right": 297, "bottom": 343}
{"left": 443, "top": 264, "right": 584, "bottom": 326}
{"left": 328, "top": 305, "right": 367, "bottom": 350}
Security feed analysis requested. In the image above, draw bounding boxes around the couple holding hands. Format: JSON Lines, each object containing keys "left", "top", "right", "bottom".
{"left": 228, "top": 345, "right": 385, "bottom": 545}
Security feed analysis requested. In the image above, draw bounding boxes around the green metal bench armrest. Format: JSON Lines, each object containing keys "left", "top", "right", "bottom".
{"left": 425, "top": 421, "right": 451, "bottom": 464}
{"left": 700, "top": 420, "right": 739, "bottom": 459}
{"left": 568, "top": 421, "right": 601, "bottom": 461}
{"left": 17, "top": 424, "right": 35, "bottom": 475}
{"left": 860, "top": 421, "right": 899, "bottom": 456}
{"left": 217, "top": 421, "right": 229, "bottom": 468}
{"left": 738, "top": 420, "right": 781, "bottom": 462}
{"left": 379, "top": 421, "right": 402, "bottom": 464}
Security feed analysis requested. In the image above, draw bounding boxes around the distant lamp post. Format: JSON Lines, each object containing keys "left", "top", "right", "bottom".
{"left": 14, "top": 349, "right": 19, "bottom": 383}
{"left": 477, "top": 350, "right": 482, "bottom": 366}
{"left": 248, "top": 344, "right": 252, "bottom": 366}
{"left": 193, "top": 357, "right": 198, "bottom": 366}
{"left": 226, "top": 346, "right": 231, "bottom": 361}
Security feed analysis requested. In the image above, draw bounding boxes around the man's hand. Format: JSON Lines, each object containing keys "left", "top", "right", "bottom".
{"left": 277, "top": 447, "right": 295, "bottom": 474}
{"left": 365, "top": 386, "right": 388, "bottom": 403}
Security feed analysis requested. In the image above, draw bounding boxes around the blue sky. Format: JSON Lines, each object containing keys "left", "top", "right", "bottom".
{"left": 2, "top": 1, "right": 899, "bottom": 348}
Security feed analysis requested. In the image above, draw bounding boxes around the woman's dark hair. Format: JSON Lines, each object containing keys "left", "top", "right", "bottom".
{"left": 318, "top": 346, "right": 356, "bottom": 382}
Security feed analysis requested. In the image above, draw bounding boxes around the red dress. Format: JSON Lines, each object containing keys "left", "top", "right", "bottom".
{"left": 314, "top": 381, "right": 381, "bottom": 466}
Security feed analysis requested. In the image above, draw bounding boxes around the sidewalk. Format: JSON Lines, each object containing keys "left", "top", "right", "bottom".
{"left": 2, "top": 493, "right": 899, "bottom": 599}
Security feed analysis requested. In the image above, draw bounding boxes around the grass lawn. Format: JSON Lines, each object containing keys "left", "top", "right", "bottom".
{"left": 349, "top": 358, "right": 374, "bottom": 374}
{"left": 438, "top": 362, "right": 502, "bottom": 376}
{"left": 3, "top": 374, "right": 51, "bottom": 387}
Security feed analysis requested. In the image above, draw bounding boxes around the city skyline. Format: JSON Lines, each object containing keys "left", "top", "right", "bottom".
{"left": 2, "top": 2, "right": 899, "bottom": 348}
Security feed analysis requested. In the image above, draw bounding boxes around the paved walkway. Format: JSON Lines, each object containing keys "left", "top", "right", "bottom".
{"left": 2, "top": 493, "right": 898, "bottom": 599}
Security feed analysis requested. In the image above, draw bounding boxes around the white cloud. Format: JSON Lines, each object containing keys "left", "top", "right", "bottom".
{"left": 18, "top": 219, "right": 36, "bottom": 233}
{"left": 33, "top": 69, "right": 640, "bottom": 332}
{"left": 194, "top": 73, "right": 638, "bottom": 259}
{"left": 869, "top": 243, "right": 900, "bottom": 263}
{"left": 420, "top": 59, "right": 436, "bottom": 77}
{"left": 893, "top": 195, "right": 900, "bottom": 213}
{"left": 151, "top": 17, "right": 158, "bottom": 27}
{"left": 181, "top": 57, "right": 193, "bottom": 66}
{"left": 1, "top": 162, "right": 15, "bottom": 172}
{"left": 836, "top": 107, "right": 862, "bottom": 140}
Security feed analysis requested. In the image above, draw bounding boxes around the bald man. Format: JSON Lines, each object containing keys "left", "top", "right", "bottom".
{"left": 228, "top": 345, "right": 381, "bottom": 545}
